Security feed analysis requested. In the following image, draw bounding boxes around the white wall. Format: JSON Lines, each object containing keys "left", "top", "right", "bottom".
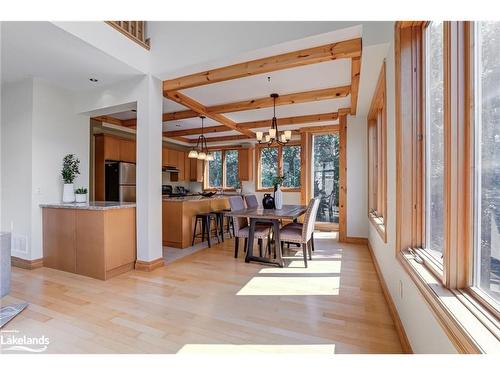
{"left": 0, "top": 79, "right": 89, "bottom": 260}
{"left": 1, "top": 80, "right": 33, "bottom": 259}
{"left": 367, "top": 40, "right": 457, "bottom": 353}
{"left": 346, "top": 115, "right": 368, "bottom": 238}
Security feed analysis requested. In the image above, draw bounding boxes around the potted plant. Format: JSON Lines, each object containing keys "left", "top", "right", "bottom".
{"left": 234, "top": 178, "right": 242, "bottom": 194}
{"left": 75, "top": 188, "right": 88, "bottom": 203}
{"left": 272, "top": 175, "right": 286, "bottom": 210}
{"left": 61, "top": 154, "right": 80, "bottom": 203}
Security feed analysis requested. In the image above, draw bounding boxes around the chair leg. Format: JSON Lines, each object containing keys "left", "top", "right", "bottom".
{"left": 192, "top": 218, "right": 198, "bottom": 246}
{"left": 214, "top": 217, "right": 221, "bottom": 244}
{"left": 258, "top": 238, "right": 263, "bottom": 257}
{"left": 307, "top": 240, "right": 312, "bottom": 260}
{"left": 244, "top": 238, "right": 248, "bottom": 253}
{"left": 287, "top": 242, "right": 290, "bottom": 249}
{"left": 311, "top": 232, "right": 315, "bottom": 252}
{"left": 206, "top": 217, "right": 211, "bottom": 248}
{"left": 302, "top": 243, "right": 308, "bottom": 268}
{"left": 234, "top": 237, "right": 239, "bottom": 258}
{"left": 201, "top": 218, "right": 206, "bottom": 242}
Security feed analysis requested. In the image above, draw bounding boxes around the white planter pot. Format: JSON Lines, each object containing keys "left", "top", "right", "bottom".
{"left": 75, "top": 193, "right": 87, "bottom": 203}
{"left": 274, "top": 185, "right": 283, "bottom": 210}
{"left": 62, "top": 183, "right": 75, "bottom": 203}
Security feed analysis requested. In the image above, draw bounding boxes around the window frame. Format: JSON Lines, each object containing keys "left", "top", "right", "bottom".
{"left": 203, "top": 148, "right": 239, "bottom": 191}
{"left": 368, "top": 62, "right": 388, "bottom": 242}
{"left": 395, "top": 21, "right": 500, "bottom": 353}
{"left": 255, "top": 141, "right": 302, "bottom": 192}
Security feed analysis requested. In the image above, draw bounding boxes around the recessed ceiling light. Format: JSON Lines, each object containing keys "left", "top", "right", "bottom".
{"left": 89, "top": 78, "right": 98, "bottom": 82}
{"left": 175, "top": 124, "right": 181, "bottom": 127}
{"left": 131, "top": 109, "right": 137, "bottom": 113}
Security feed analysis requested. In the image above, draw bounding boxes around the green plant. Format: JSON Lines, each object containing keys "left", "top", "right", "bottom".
{"left": 75, "top": 187, "right": 88, "bottom": 194}
{"left": 61, "top": 154, "right": 80, "bottom": 184}
{"left": 272, "top": 175, "right": 286, "bottom": 188}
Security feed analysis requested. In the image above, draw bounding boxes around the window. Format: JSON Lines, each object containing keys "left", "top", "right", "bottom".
{"left": 473, "top": 21, "right": 500, "bottom": 306}
{"left": 367, "top": 62, "right": 387, "bottom": 240}
{"left": 395, "top": 21, "right": 500, "bottom": 353}
{"left": 257, "top": 143, "right": 301, "bottom": 191}
{"left": 425, "top": 21, "right": 445, "bottom": 263}
{"left": 205, "top": 149, "right": 239, "bottom": 190}
{"left": 312, "top": 134, "right": 339, "bottom": 224}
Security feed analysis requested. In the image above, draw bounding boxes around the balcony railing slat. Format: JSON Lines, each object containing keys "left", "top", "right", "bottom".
{"left": 105, "top": 21, "right": 150, "bottom": 50}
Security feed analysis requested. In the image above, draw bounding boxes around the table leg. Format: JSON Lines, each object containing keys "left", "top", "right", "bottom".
{"left": 244, "top": 218, "right": 257, "bottom": 263}
{"left": 273, "top": 219, "right": 284, "bottom": 267}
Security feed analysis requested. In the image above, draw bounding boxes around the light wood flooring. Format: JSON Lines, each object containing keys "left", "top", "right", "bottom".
{"left": 1, "top": 233, "right": 403, "bottom": 354}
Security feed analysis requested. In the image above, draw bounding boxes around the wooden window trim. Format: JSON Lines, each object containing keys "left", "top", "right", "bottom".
{"left": 395, "top": 21, "right": 499, "bottom": 353}
{"left": 255, "top": 142, "right": 302, "bottom": 192}
{"left": 203, "top": 148, "right": 240, "bottom": 191}
{"left": 368, "top": 62, "right": 388, "bottom": 242}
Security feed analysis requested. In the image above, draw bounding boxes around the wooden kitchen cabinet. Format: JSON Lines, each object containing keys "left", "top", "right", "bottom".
{"left": 162, "top": 147, "right": 169, "bottom": 167}
{"left": 238, "top": 148, "right": 253, "bottom": 181}
{"left": 120, "top": 139, "right": 136, "bottom": 163}
{"left": 189, "top": 158, "right": 204, "bottom": 182}
{"left": 103, "top": 135, "right": 120, "bottom": 161}
{"left": 167, "top": 148, "right": 178, "bottom": 168}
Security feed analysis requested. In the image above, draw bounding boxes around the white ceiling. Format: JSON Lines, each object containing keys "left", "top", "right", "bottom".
{"left": 181, "top": 58, "right": 351, "bottom": 106}
{"left": 1, "top": 22, "right": 142, "bottom": 91}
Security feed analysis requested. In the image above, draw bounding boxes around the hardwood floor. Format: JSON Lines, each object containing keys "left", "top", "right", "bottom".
{"left": 1, "top": 233, "right": 403, "bottom": 354}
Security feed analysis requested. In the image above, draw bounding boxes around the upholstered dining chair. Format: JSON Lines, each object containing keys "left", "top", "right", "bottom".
{"left": 244, "top": 194, "right": 259, "bottom": 209}
{"left": 228, "top": 196, "right": 271, "bottom": 259}
{"left": 278, "top": 198, "right": 320, "bottom": 268}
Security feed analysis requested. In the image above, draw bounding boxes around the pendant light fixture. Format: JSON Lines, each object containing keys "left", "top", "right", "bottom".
{"left": 256, "top": 93, "right": 292, "bottom": 145}
{"left": 188, "top": 116, "right": 214, "bottom": 161}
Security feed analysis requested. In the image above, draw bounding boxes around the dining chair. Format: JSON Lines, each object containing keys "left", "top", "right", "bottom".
{"left": 278, "top": 198, "right": 320, "bottom": 267}
{"left": 244, "top": 194, "right": 259, "bottom": 209}
{"left": 228, "top": 196, "right": 271, "bottom": 259}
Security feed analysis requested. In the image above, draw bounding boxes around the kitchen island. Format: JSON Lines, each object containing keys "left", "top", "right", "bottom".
{"left": 162, "top": 195, "right": 232, "bottom": 248}
{"left": 40, "top": 201, "right": 136, "bottom": 280}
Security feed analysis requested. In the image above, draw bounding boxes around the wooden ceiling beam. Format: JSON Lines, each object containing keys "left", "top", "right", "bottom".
{"left": 350, "top": 56, "right": 361, "bottom": 115}
{"left": 299, "top": 124, "right": 340, "bottom": 133}
{"left": 92, "top": 115, "right": 124, "bottom": 126}
{"left": 162, "top": 38, "right": 362, "bottom": 92}
{"left": 164, "top": 125, "right": 231, "bottom": 137}
{"left": 187, "top": 135, "right": 250, "bottom": 143}
{"left": 163, "top": 86, "right": 349, "bottom": 121}
{"left": 164, "top": 91, "right": 254, "bottom": 138}
{"left": 238, "top": 111, "right": 339, "bottom": 129}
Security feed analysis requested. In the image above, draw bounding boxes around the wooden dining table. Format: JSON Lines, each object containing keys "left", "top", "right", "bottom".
{"left": 226, "top": 204, "right": 308, "bottom": 267}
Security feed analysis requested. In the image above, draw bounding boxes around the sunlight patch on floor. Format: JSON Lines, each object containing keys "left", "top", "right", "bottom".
{"left": 258, "top": 259, "right": 341, "bottom": 274}
{"left": 177, "top": 344, "right": 336, "bottom": 354}
{"left": 236, "top": 276, "right": 340, "bottom": 296}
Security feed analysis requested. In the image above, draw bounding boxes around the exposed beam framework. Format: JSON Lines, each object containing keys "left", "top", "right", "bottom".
{"left": 164, "top": 86, "right": 350, "bottom": 121}
{"left": 350, "top": 56, "right": 361, "bottom": 115}
{"left": 164, "top": 91, "right": 255, "bottom": 138}
{"left": 164, "top": 111, "right": 340, "bottom": 137}
{"left": 186, "top": 135, "right": 250, "bottom": 143}
{"left": 163, "top": 38, "right": 362, "bottom": 91}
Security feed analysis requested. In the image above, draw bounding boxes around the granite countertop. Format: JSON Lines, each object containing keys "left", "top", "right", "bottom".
{"left": 162, "top": 194, "right": 240, "bottom": 202}
{"left": 40, "top": 201, "right": 136, "bottom": 210}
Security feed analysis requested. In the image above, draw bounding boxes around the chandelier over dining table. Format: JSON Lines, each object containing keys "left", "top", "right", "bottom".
{"left": 256, "top": 93, "right": 292, "bottom": 145}
{"left": 187, "top": 116, "right": 214, "bottom": 161}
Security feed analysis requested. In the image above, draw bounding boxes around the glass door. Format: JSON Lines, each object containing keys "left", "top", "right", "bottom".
{"left": 311, "top": 133, "right": 340, "bottom": 230}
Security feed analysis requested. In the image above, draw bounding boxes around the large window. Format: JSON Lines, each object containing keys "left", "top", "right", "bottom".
{"left": 368, "top": 62, "right": 387, "bottom": 240}
{"left": 425, "top": 21, "right": 445, "bottom": 263}
{"left": 205, "top": 149, "right": 239, "bottom": 190}
{"left": 395, "top": 21, "right": 500, "bottom": 352}
{"left": 257, "top": 143, "right": 301, "bottom": 191}
{"left": 473, "top": 21, "right": 500, "bottom": 305}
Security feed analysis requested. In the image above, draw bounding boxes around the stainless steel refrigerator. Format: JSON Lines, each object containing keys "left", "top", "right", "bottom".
{"left": 105, "top": 161, "right": 136, "bottom": 202}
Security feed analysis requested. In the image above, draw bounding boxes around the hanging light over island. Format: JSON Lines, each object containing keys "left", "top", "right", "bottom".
{"left": 187, "top": 116, "right": 214, "bottom": 161}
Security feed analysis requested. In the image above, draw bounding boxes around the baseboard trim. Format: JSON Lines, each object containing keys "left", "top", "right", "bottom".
{"left": 343, "top": 236, "right": 368, "bottom": 245}
{"left": 367, "top": 241, "right": 413, "bottom": 354}
{"left": 11, "top": 256, "right": 44, "bottom": 270}
{"left": 135, "top": 257, "right": 165, "bottom": 272}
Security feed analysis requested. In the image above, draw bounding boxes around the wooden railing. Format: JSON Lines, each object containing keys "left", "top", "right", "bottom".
{"left": 105, "top": 21, "right": 150, "bottom": 50}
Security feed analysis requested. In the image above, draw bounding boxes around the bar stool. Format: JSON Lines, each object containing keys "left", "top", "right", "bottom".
{"left": 211, "top": 209, "right": 234, "bottom": 242}
{"left": 191, "top": 213, "right": 220, "bottom": 248}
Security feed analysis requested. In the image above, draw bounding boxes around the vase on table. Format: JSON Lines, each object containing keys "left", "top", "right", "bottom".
{"left": 274, "top": 185, "right": 283, "bottom": 210}
{"left": 262, "top": 193, "right": 275, "bottom": 209}
{"left": 62, "top": 183, "right": 75, "bottom": 203}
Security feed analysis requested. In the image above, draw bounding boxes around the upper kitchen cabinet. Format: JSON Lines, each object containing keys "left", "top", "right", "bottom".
{"left": 120, "top": 139, "right": 136, "bottom": 163}
{"left": 190, "top": 158, "right": 204, "bottom": 182}
{"left": 238, "top": 147, "right": 253, "bottom": 181}
{"left": 103, "top": 135, "right": 120, "bottom": 161}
